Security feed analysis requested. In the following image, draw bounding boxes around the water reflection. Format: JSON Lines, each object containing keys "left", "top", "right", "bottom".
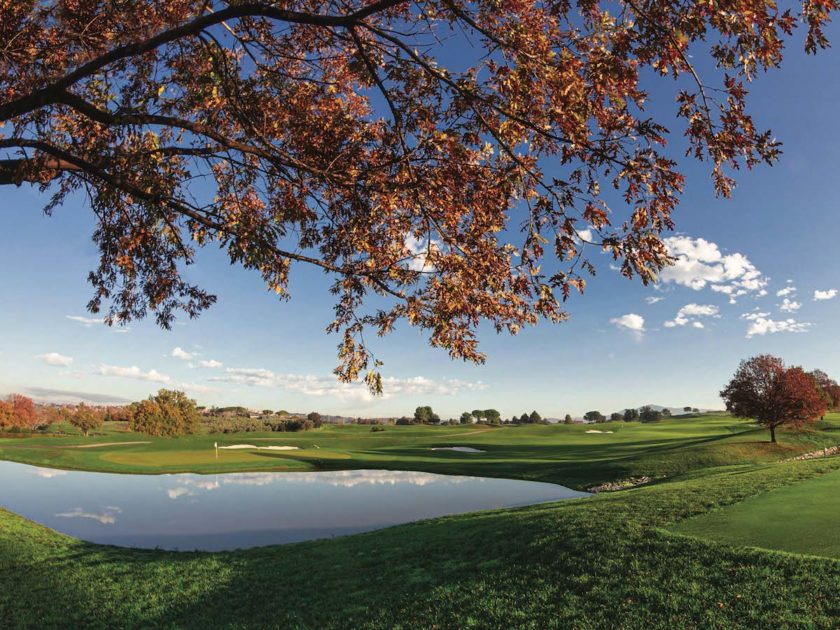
{"left": 55, "top": 506, "right": 122, "bottom": 525}
{"left": 30, "top": 467, "right": 68, "bottom": 479}
{"left": 0, "top": 461, "right": 588, "bottom": 551}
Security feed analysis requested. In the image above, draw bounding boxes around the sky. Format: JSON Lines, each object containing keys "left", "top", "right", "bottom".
{"left": 2, "top": 19, "right": 840, "bottom": 419}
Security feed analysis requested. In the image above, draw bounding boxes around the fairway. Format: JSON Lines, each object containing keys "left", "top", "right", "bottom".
{"left": 670, "top": 465, "right": 840, "bottom": 559}
{"left": 2, "top": 414, "right": 839, "bottom": 488}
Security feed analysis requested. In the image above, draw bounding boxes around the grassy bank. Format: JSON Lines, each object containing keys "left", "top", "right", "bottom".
{"left": 2, "top": 413, "right": 839, "bottom": 488}
{"left": 1, "top": 457, "right": 839, "bottom": 628}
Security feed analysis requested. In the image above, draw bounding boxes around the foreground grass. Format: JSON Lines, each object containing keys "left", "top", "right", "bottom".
{"left": 1, "top": 457, "right": 839, "bottom": 628}
{"left": 671, "top": 466, "right": 840, "bottom": 559}
{"left": 2, "top": 413, "right": 839, "bottom": 488}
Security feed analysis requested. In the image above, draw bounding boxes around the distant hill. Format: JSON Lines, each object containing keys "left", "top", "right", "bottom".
{"left": 625, "top": 405, "right": 717, "bottom": 416}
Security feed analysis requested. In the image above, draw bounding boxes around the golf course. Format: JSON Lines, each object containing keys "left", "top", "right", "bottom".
{"left": 2, "top": 413, "right": 839, "bottom": 628}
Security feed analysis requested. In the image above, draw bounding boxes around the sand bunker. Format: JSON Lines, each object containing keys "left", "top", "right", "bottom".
{"left": 585, "top": 430, "right": 613, "bottom": 434}
{"left": 430, "top": 446, "right": 485, "bottom": 453}
{"left": 218, "top": 444, "right": 299, "bottom": 451}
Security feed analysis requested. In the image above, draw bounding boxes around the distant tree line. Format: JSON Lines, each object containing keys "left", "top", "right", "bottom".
{"left": 0, "top": 393, "right": 94, "bottom": 434}
{"left": 204, "top": 410, "right": 323, "bottom": 434}
{"left": 205, "top": 416, "right": 321, "bottom": 434}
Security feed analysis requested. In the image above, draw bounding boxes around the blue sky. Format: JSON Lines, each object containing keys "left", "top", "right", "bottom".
{"left": 2, "top": 23, "right": 840, "bottom": 418}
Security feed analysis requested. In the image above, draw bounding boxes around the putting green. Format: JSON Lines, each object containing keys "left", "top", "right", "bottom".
{"left": 670, "top": 464, "right": 840, "bottom": 559}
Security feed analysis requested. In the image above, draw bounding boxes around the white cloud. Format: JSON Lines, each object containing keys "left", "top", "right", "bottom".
{"left": 664, "top": 303, "right": 719, "bottom": 328}
{"left": 776, "top": 286, "right": 797, "bottom": 297}
{"left": 210, "top": 369, "right": 486, "bottom": 402}
{"left": 66, "top": 315, "right": 104, "bottom": 327}
{"left": 197, "top": 359, "right": 223, "bottom": 369}
{"left": 404, "top": 235, "right": 440, "bottom": 272}
{"left": 171, "top": 347, "right": 193, "bottom": 361}
{"left": 645, "top": 296, "right": 665, "bottom": 304}
{"left": 741, "top": 312, "right": 811, "bottom": 338}
{"left": 36, "top": 352, "right": 74, "bottom": 367}
{"left": 577, "top": 228, "right": 594, "bottom": 242}
{"left": 779, "top": 298, "right": 801, "bottom": 313}
{"left": 610, "top": 313, "right": 645, "bottom": 334}
{"left": 98, "top": 364, "right": 171, "bottom": 384}
{"left": 814, "top": 289, "right": 838, "bottom": 301}
{"left": 659, "top": 236, "right": 767, "bottom": 303}
{"left": 178, "top": 382, "right": 218, "bottom": 394}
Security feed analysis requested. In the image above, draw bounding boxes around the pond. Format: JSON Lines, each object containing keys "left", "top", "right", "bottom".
{"left": 0, "top": 461, "right": 588, "bottom": 551}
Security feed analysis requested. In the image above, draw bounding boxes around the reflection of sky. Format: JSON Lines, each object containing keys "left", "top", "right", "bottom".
{"left": 165, "top": 470, "right": 467, "bottom": 498}
{"left": 30, "top": 467, "right": 68, "bottom": 479}
{"left": 1, "top": 461, "right": 589, "bottom": 551}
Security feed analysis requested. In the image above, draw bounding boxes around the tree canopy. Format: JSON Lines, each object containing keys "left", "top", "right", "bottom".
{"left": 1, "top": 1, "right": 835, "bottom": 390}
{"left": 62, "top": 403, "right": 104, "bottom": 436}
{"left": 413, "top": 405, "right": 439, "bottom": 423}
{"left": 638, "top": 406, "right": 661, "bottom": 422}
{"left": 0, "top": 394, "right": 38, "bottom": 430}
{"left": 129, "top": 389, "right": 200, "bottom": 436}
{"left": 720, "top": 355, "right": 826, "bottom": 443}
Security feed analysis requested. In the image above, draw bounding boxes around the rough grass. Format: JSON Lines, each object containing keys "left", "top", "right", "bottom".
{"left": 1, "top": 457, "right": 839, "bottom": 628}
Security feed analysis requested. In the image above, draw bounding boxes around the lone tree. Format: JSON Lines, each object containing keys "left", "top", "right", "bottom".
{"left": 1, "top": 2, "right": 834, "bottom": 391}
{"left": 720, "top": 355, "right": 826, "bottom": 443}
{"left": 63, "top": 403, "right": 103, "bottom": 437}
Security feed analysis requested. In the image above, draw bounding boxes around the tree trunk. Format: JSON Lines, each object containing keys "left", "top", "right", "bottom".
{"left": 769, "top": 425, "right": 776, "bottom": 443}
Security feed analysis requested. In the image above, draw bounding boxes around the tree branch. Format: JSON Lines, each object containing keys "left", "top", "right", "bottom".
{"left": 0, "top": 0, "right": 410, "bottom": 123}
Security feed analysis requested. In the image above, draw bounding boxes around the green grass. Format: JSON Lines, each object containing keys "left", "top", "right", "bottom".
{"left": 3, "top": 413, "right": 840, "bottom": 627}
{"left": 2, "top": 413, "right": 838, "bottom": 489}
{"left": 1, "top": 458, "right": 840, "bottom": 628}
{"left": 670, "top": 466, "right": 840, "bottom": 559}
